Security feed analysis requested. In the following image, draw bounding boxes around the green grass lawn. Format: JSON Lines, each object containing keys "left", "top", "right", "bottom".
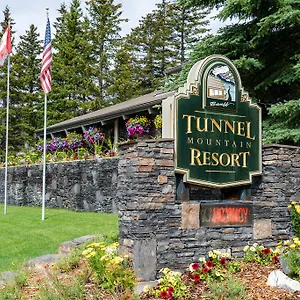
{"left": 0, "top": 205, "right": 118, "bottom": 273}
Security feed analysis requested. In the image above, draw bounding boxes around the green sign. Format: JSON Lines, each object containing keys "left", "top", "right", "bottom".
{"left": 175, "top": 55, "right": 262, "bottom": 188}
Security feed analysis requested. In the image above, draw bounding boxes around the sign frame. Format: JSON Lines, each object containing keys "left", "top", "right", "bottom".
{"left": 174, "top": 55, "right": 262, "bottom": 188}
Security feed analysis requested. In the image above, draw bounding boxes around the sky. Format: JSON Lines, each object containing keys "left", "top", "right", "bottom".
{"left": 4, "top": 0, "right": 160, "bottom": 43}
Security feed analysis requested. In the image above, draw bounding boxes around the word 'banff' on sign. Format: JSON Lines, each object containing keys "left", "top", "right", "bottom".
{"left": 175, "top": 55, "right": 262, "bottom": 188}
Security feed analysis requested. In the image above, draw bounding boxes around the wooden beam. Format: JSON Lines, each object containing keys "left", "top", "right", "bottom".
{"left": 114, "top": 119, "right": 119, "bottom": 148}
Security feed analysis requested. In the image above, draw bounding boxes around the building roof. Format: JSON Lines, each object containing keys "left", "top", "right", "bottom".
{"left": 36, "top": 90, "right": 175, "bottom": 136}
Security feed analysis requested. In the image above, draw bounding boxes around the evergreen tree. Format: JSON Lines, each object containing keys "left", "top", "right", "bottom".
{"left": 50, "top": 0, "right": 92, "bottom": 124}
{"left": 86, "top": 0, "right": 127, "bottom": 109}
{"left": 8, "top": 24, "right": 43, "bottom": 154}
{"left": 176, "top": 0, "right": 300, "bottom": 145}
{"left": 0, "top": 6, "right": 15, "bottom": 159}
{"left": 177, "top": 0, "right": 300, "bottom": 104}
{"left": 126, "top": 0, "right": 210, "bottom": 96}
{"left": 170, "top": 1, "right": 210, "bottom": 63}
{"left": 107, "top": 41, "right": 141, "bottom": 105}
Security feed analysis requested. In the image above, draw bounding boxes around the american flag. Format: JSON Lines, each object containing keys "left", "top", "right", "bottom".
{"left": 40, "top": 18, "right": 52, "bottom": 94}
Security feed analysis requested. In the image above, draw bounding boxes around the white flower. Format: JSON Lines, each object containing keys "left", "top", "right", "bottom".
{"left": 250, "top": 247, "right": 256, "bottom": 252}
{"left": 199, "top": 257, "right": 206, "bottom": 263}
{"left": 143, "top": 285, "right": 150, "bottom": 293}
{"left": 253, "top": 243, "right": 258, "bottom": 248}
{"left": 208, "top": 251, "right": 213, "bottom": 257}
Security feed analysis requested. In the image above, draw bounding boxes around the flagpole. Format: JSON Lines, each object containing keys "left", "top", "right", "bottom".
{"left": 4, "top": 54, "right": 10, "bottom": 215}
{"left": 42, "top": 93, "right": 47, "bottom": 221}
{"left": 41, "top": 8, "right": 50, "bottom": 221}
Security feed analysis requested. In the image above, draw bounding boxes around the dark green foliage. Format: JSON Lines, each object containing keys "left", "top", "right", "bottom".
{"left": 51, "top": 0, "right": 92, "bottom": 123}
{"left": 263, "top": 100, "right": 300, "bottom": 145}
{"left": 86, "top": 0, "right": 127, "bottom": 109}
{"left": 175, "top": 0, "right": 300, "bottom": 145}
{"left": 126, "top": 0, "right": 209, "bottom": 95}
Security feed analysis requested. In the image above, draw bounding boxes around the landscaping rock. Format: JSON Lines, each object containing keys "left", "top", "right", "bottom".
{"left": 58, "top": 234, "right": 103, "bottom": 255}
{"left": 24, "top": 254, "right": 62, "bottom": 268}
{"left": 134, "top": 281, "right": 158, "bottom": 295}
{"left": 267, "top": 270, "right": 300, "bottom": 292}
{"left": 0, "top": 271, "right": 18, "bottom": 285}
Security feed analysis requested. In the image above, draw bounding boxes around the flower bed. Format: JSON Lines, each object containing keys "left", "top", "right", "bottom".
{"left": 1, "top": 127, "right": 117, "bottom": 167}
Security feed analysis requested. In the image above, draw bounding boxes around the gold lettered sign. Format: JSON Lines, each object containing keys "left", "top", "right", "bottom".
{"left": 175, "top": 55, "right": 262, "bottom": 187}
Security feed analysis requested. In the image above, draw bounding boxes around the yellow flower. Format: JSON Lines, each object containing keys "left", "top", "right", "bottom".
{"left": 86, "top": 251, "right": 96, "bottom": 258}
{"left": 288, "top": 205, "right": 292, "bottom": 209}
{"left": 291, "top": 201, "right": 296, "bottom": 205}
{"left": 284, "top": 240, "right": 290, "bottom": 246}
{"left": 289, "top": 244, "right": 296, "bottom": 250}
{"left": 111, "top": 256, "right": 123, "bottom": 265}
{"left": 273, "top": 248, "right": 280, "bottom": 255}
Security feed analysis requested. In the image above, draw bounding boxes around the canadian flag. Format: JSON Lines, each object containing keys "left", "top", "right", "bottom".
{"left": 0, "top": 26, "right": 12, "bottom": 67}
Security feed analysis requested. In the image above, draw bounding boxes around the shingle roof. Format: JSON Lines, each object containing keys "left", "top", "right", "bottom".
{"left": 36, "top": 90, "right": 175, "bottom": 135}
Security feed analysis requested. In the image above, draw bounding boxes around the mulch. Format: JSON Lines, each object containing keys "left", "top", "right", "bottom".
{"left": 4, "top": 261, "right": 300, "bottom": 299}
{"left": 140, "top": 262, "right": 300, "bottom": 300}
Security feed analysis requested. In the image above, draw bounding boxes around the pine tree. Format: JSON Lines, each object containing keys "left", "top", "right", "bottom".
{"left": 50, "top": 0, "right": 92, "bottom": 124}
{"left": 170, "top": 1, "right": 210, "bottom": 63}
{"left": 7, "top": 24, "right": 43, "bottom": 154}
{"left": 107, "top": 41, "right": 142, "bottom": 105}
{"left": 86, "top": 0, "right": 127, "bottom": 109}
{"left": 0, "top": 6, "right": 15, "bottom": 159}
{"left": 177, "top": 0, "right": 300, "bottom": 145}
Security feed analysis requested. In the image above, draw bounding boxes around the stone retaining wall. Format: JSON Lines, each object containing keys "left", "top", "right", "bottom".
{"left": 117, "top": 141, "right": 300, "bottom": 281}
{"left": 0, "top": 158, "right": 119, "bottom": 213}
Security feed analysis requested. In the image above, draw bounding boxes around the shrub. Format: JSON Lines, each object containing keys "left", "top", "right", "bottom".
{"left": 288, "top": 200, "right": 300, "bottom": 238}
{"left": 82, "top": 241, "right": 138, "bottom": 294}
{"left": 151, "top": 268, "right": 189, "bottom": 299}
{"left": 277, "top": 237, "right": 300, "bottom": 281}
{"left": 189, "top": 250, "right": 241, "bottom": 283}
{"left": 243, "top": 243, "right": 279, "bottom": 265}
{"left": 206, "top": 275, "right": 249, "bottom": 300}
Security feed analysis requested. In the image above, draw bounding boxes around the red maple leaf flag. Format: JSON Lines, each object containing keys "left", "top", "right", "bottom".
{"left": 0, "top": 26, "right": 12, "bottom": 67}
{"left": 40, "top": 18, "right": 52, "bottom": 94}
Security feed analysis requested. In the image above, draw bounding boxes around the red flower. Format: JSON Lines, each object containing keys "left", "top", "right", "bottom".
{"left": 262, "top": 248, "right": 271, "bottom": 255}
{"left": 220, "top": 257, "right": 227, "bottom": 266}
{"left": 193, "top": 273, "right": 201, "bottom": 282}
{"left": 202, "top": 267, "right": 209, "bottom": 274}
{"left": 206, "top": 260, "right": 214, "bottom": 268}
{"left": 160, "top": 290, "right": 168, "bottom": 299}
{"left": 191, "top": 262, "right": 200, "bottom": 270}
{"left": 272, "top": 256, "right": 279, "bottom": 263}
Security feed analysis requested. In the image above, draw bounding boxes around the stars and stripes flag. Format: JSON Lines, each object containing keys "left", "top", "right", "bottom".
{"left": 40, "top": 18, "right": 52, "bottom": 94}
{"left": 0, "top": 26, "right": 12, "bottom": 67}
